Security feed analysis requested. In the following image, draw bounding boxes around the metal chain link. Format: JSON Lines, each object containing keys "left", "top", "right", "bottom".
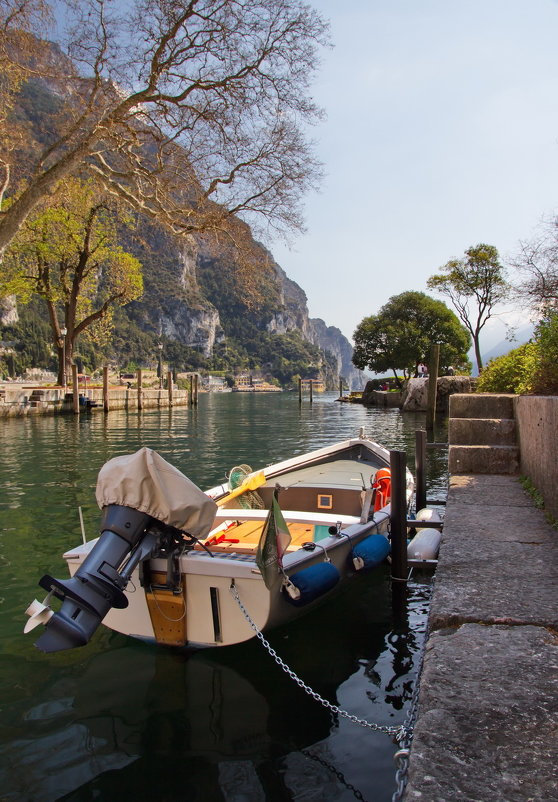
{"left": 229, "top": 582, "right": 407, "bottom": 741}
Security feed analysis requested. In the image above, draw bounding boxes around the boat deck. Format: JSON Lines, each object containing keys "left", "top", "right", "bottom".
{"left": 268, "top": 458, "right": 382, "bottom": 491}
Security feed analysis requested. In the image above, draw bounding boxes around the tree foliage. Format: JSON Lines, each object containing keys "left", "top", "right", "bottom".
{"left": 0, "top": 0, "right": 329, "bottom": 254}
{"left": 476, "top": 310, "right": 558, "bottom": 395}
{"left": 352, "top": 291, "right": 471, "bottom": 385}
{"left": 1, "top": 177, "right": 143, "bottom": 383}
{"left": 427, "top": 243, "right": 508, "bottom": 373}
{"left": 476, "top": 342, "right": 538, "bottom": 394}
{"left": 531, "top": 311, "right": 558, "bottom": 394}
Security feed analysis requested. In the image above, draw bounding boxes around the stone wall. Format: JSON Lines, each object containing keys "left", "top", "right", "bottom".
{"left": 0, "top": 385, "right": 189, "bottom": 416}
{"left": 515, "top": 395, "right": 558, "bottom": 520}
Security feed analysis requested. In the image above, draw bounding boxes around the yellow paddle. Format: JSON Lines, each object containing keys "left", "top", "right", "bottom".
{"left": 216, "top": 470, "right": 267, "bottom": 507}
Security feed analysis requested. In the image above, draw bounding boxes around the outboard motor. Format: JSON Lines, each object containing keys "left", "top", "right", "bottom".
{"left": 34, "top": 505, "right": 157, "bottom": 653}
{"left": 25, "top": 447, "right": 218, "bottom": 653}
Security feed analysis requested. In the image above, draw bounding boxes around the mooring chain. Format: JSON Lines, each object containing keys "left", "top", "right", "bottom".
{"left": 390, "top": 589, "right": 432, "bottom": 802}
{"left": 229, "top": 582, "right": 407, "bottom": 741}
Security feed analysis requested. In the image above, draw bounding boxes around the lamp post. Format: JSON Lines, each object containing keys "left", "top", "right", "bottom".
{"left": 158, "top": 342, "right": 163, "bottom": 389}
{"left": 60, "top": 326, "right": 67, "bottom": 389}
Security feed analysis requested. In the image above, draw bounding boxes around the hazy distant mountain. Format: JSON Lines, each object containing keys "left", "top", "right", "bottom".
{"left": 480, "top": 322, "right": 535, "bottom": 365}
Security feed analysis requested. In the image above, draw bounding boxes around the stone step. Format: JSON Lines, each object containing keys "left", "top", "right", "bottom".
{"left": 449, "top": 417, "right": 517, "bottom": 446}
{"left": 448, "top": 445, "right": 520, "bottom": 475}
{"left": 449, "top": 393, "right": 515, "bottom": 420}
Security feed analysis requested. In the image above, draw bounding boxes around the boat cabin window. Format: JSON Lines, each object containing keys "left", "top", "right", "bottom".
{"left": 317, "top": 494, "right": 333, "bottom": 510}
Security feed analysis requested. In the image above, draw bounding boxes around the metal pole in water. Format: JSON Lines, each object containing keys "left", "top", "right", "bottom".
{"left": 415, "top": 429, "right": 427, "bottom": 512}
{"left": 390, "top": 449, "right": 408, "bottom": 582}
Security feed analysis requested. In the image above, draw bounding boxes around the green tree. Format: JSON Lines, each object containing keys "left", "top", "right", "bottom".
{"left": 352, "top": 291, "right": 471, "bottom": 387}
{"left": 427, "top": 243, "right": 509, "bottom": 373}
{"left": 531, "top": 310, "right": 558, "bottom": 394}
{"left": 1, "top": 177, "right": 143, "bottom": 384}
{"left": 476, "top": 311, "right": 558, "bottom": 396}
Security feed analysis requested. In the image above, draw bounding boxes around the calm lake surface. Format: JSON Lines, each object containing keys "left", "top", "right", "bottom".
{"left": 0, "top": 392, "right": 448, "bottom": 802}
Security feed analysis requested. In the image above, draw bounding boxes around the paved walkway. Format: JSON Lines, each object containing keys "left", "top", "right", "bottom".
{"left": 404, "top": 474, "right": 558, "bottom": 802}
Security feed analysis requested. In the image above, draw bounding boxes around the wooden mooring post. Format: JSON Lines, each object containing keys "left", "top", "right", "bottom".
{"left": 426, "top": 343, "right": 440, "bottom": 431}
{"left": 137, "top": 369, "right": 143, "bottom": 410}
{"left": 415, "top": 429, "right": 427, "bottom": 512}
{"left": 103, "top": 366, "right": 109, "bottom": 412}
{"left": 389, "top": 449, "right": 408, "bottom": 582}
{"left": 298, "top": 377, "right": 302, "bottom": 404}
{"left": 390, "top": 448, "right": 409, "bottom": 618}
{"left": 72, "top": 364, "right": 79, "bottom": 415}
{"left": 167, "top": 370, "right": 173, "bottom": 407}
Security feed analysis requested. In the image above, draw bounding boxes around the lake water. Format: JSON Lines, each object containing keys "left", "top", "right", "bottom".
{"left": 0, "top": 392, "right": 447, "bottom": 801}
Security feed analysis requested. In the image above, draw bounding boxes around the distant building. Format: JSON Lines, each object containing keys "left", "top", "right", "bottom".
{"left": 205, "top": 375, "right": 230, "bottom": 392}
{"left": 233, "top": 374, "right": 281, "bottom": 392}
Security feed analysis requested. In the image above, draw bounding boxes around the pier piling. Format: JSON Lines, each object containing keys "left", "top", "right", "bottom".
{"left": 415, "top": 429, "right": 427, "bottom": 511}
{"left": 103, "top": 366, "right": 109, "bottom": 412}
{"left": 389, "top": 449, "right": 409, "bottom": 582}
{"left": 426, "top": 344, "right": 440, "bottom": 431}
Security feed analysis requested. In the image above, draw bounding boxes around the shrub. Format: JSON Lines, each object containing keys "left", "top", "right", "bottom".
{"left": 531, "top": 312, "right": 558, "bottom": 394}
{"left": 476, "top": 342, "right": 538, "bottom": 393}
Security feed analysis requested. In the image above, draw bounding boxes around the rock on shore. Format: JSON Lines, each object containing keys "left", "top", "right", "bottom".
{"left": 401, "top": 376, "right": 475, "bottom": 413}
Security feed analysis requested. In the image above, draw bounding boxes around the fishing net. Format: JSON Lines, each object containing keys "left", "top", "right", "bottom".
{"left": 228, "top": 464, "right": 265, "bottom": 510}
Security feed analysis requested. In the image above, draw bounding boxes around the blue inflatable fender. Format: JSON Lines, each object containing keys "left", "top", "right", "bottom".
{"left": 283, "top": 562, "right": 340, "bottom": 606}
{"left": 352, "top": 534, "right": 390, "bottom": 571}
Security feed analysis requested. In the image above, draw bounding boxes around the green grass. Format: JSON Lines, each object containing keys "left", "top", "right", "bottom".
{"left": 520, "top": 475, "right": 558, "bottom": 531}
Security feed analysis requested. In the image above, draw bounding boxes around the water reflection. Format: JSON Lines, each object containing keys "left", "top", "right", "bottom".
{"left": 0, "top": 393, "right": 443, "bottom": 800}
{"left": 1, "top": 574, "right": 431, "bottom": 802}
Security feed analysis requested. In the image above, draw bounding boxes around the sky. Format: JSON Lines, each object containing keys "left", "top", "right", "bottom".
{"left": 271, "top": 0, "right": 558, "bottom": 349}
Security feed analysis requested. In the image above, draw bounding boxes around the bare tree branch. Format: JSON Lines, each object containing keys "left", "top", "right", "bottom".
{"left": 0, "top": 0, "right": 329, "bottom": 255}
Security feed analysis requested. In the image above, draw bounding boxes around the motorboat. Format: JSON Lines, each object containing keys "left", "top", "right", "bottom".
{"left": 24, "top": 429, "right": 414, "bottom": 652}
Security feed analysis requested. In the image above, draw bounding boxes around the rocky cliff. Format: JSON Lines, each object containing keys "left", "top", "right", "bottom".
{"left": 263, "top": 253, "right": 361, "bottom": 387}
{"left": 112, "top": 218, "right": 360, "bottom": 386}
